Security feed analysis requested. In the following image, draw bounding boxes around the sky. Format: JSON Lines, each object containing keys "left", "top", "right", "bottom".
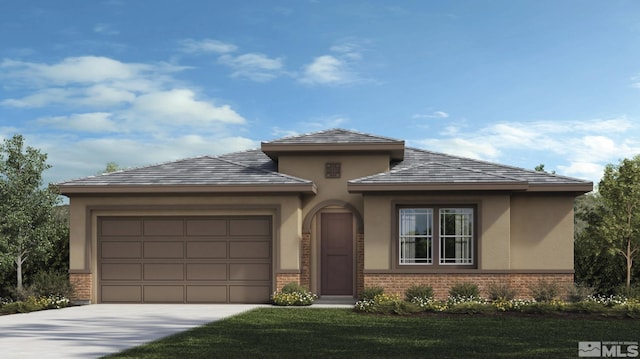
{"left": 1, "top": 1, "right": 640, "bottom": 189}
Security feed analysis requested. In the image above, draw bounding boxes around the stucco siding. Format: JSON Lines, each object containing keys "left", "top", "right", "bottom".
{"left": 509, "top": 194, "right": 574, "bottom": 270}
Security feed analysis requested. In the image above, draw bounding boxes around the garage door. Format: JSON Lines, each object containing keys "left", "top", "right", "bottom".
{"left": 98, "top": 216, "right": 272, "bottom": 303}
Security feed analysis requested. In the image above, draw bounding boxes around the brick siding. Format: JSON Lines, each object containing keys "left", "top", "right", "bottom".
{"left": 69, "top": 273, "right": 92, "bottom": 303}
{"left": 364, "top": 273, "right": 574, "bottom": 300}
{"left": 275, "top": 273, "right": 301, "bottom": 292}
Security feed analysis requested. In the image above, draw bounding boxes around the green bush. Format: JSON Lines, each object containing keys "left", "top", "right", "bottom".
{"left": 528, "top": 280, "right": 560, "bottom": 302}
{"left": 447, "top": 301, "right": 494, "bottom": 314}
{"left": 566, "top": 301, "right": 607, "bottom": 313}
{"left": 280, "top": 282, "right": 308, "bottom": 294}
{"left": 355, "top": 293, "right": 420, "bottom": 315}
{"left": 405, "top": 284, "right": 433, "bottom": 301}
{"left": 361, "top": 286, "right": 384, "bottom": 300}
{"left": 486, "top": 282, "right": 516, "bottom": 301}
{"left": 28, "top": 270, "right": 74, "bottom": 298}
{"left": 0, "top": 301, "right": 42, "bottom": 315}
{"left": 566, "top": 283, "right": 594, "bottom": 303}
{"left": 449, "top": 282, "right": 480, "bottom": 299}
{"left": 271, "top": 282, "right": 317, "bottom": 306}
{"left": 616, "top": 286, "right": 640, "bottom": 299}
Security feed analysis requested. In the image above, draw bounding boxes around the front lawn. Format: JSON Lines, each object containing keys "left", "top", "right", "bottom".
{"left": 105, "top": 308, "right": 640, "bottom": 358}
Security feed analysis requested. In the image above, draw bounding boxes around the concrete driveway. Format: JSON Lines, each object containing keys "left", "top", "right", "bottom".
{"left": 0, "top": 304, "right": 265, "bottom": 359}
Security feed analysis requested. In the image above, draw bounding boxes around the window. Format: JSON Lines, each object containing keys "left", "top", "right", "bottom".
{"left": 399, "top": 206, "right": 475, "bottom": 267}
{"left": 325, "top": 162, "right": 341, "bottom": 178}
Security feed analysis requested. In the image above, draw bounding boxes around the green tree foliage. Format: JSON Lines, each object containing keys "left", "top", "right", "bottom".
{"left": 574, "top": 193, "right": 625, "bottom": 294}
{"left": 598, "top": 156, "right": 640, "bottom": 290}
{"left": 0, "top": 134, "right": 60, "bottom": 293}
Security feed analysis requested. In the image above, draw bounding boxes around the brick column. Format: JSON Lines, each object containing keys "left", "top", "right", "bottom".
{"left": 300, "top": 233, "right": 311, "bottom": 290}
{"left": 69, "top": 272, "right": 92, "bottom": 304}
{"left": 356, "top": 233, "right": 365, "bottom": 299}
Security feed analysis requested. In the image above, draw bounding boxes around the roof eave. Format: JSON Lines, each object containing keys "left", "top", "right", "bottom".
{"left": 347, "top": 182, "right": 529, "bottom": 193}
{"left": 59, "top": 183, "right": 318, "bottom": 196}
{"left": 526, "top": 183, "right": 594, "bottom": 193}
{"left": 261, "top": 142, "right": 405, "bottom": 161}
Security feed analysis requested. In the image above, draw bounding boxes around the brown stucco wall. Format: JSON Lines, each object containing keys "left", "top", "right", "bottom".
{"left": 509, "top": 193, "right": 575, "bottom": 270}
{"left": 362, "top": 192, "right": 576, "bottom": 273}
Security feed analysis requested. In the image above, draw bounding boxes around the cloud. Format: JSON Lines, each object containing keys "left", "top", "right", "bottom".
{"left": 299, "top": 40, "right": 369, "bottom": 86}
{"left": 36, "top": 112, "right": 118, "bottom": 133}
{"left": 178, "top": 38, "right": 238, "bottom": 54}
{"left": 299, "top": 55, "right": 353, "bottom": 85}
{"left": 94, "top": 23, "right": 119, "bottom": 35}
{"left": 0, "top": 56, "right": 153, "bottom": 85}
{"left": 218, "top": 53, "right": 284, "bottom": 82}
{"left": 127, "top": 89, "right": 245, "bottom": 125}
{"left": 413, "top": 111, "right": 450, "bottom": 119}
{"left": 413, "top": 116, "right": 640, "bottom": 184}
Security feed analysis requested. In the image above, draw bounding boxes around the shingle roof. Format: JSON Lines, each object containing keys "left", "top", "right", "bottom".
{"left": 262, "top": 128, "right": 402, "bottom": 145}
{"left": 58, "top": 129, "right": 592, "bottom": 195}
{"left": 57, "top": 156, "right": 316, "bottom": 194}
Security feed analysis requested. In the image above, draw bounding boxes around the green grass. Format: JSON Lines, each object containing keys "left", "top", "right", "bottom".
{"left": 105, "top": 308, "right": 640, "bottom": 359}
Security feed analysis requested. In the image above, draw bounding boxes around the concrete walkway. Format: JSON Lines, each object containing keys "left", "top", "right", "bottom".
{"left": 0, "top": 304, "right": 265, "bottom": 359}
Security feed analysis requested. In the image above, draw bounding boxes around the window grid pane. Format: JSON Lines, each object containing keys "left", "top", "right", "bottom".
{"left": 439, "top": 208, "right": 474, "bottom": 265}
{"left": 399, "top": 209, "right": 433, "bottom": 265}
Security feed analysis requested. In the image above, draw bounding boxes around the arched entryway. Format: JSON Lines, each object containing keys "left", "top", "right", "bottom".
{"left": 302, "top": 200, "right": 363, "bottom": 297}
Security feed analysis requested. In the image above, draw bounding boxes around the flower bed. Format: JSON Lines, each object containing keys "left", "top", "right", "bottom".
{"left": 354, "top": 284, "right": 640, "bottom": 318}
{"left": 0, "top": 295, "right": 71, "bottom": 315}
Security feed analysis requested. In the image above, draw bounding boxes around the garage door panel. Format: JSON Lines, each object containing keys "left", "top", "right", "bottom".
{"left": 143, "top": 219, "right": 184, "bottom": 236}
{"left": 186, "top": 263, "right": 227, "bottom": 280}
{"left": 230, "top": 286, "right": 270, "bottom": 303}
{"left": 229, "top": 263, "right": 270, "bottom": 281}
{"left": 101, "top": 285, "right": 142, "bottom": 302}
{"left": 101, "top": 242, "right": 142, "bottom": 259}
{"left": 186, "top": 241, "right": 227, "bottom": 258}
{"left": 144, "top": 241, "right": 184, "bottom": 259}
{"left": 229, "top": 219, "right": 271, "bottom": 236}
{"left": 143, "top": 264, "right": 184, "bottom": 280}
{"left": 229, "top": 241, "right": 270, "bottom": 259}
{"left": 144, "top": 285, "right": 184, "bottom": 302}
{"left": 101, "top": 219, "right": 141, "bottom": 236}
{"left": 186, "top": 219, "right": 227, "bottom": 236}
{"left": 102, "top": 263, "right": 142, "bottom": 280}
{"left": 187, "top": 286, "right": 228, "bottom": 303}
{"left": 99, "top": 216, "right": 272, "bottom": 304}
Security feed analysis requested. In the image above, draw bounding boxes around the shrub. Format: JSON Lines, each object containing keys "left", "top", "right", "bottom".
{"left": 405, "top": 284, "right": 433, "bottom": 301}
{"left": 28, "top": 270, "right": 74, "bottom": 298}
{"left": 486, "top": 282, "right": 516, "bottom": 301}
{"left": 449, "top": 282, "right": 480, "bottom": 299}
{"left": 280, "top": 282, "right": 308, "bottom": 294}
{"left": 271, "top": 282, "right": 317, "bottom": 306}
{"left": 566, "top": 283, "right": 594, "bottom": 303}
{"left": 447, "top": 301, "right": 494, "bottom": 314}
{"left": 361, "top": 286, "right": 384, "bottom": 300}
{"left": 528, "top": 280, "right": 560, "bottom": 302}
{"left": 616, "top": 285, "right": 640, "bottom": 299}
{"left": 355, "top": 293, "right": 420, "bottom": 315}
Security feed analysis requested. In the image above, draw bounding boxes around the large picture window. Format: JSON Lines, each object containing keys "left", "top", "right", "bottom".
{"left": 399, "top": 206, "right": 475, "bottom": 267}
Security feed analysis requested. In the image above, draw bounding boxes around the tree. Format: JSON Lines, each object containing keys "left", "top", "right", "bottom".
{"left": 0, "top": 134, "right": 60, "bottom": 293}
{"left": 99, "top": 161, "right": 123, "bottom": 175}
{"left": 535, "top": 164, "right": 556, "bottom": 174}
{"left": 598, "top": 155, "right": 640, "bottom": 290}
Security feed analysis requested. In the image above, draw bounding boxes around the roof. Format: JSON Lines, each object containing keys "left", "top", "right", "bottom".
{"left": 57, "top": 129, "right": 593, "bottom": 195}
{"left": 58, "top": 156, "right": 317, "bottom": 195}
{"left": 261, "top": 128, "right": 405, "bottom": 161}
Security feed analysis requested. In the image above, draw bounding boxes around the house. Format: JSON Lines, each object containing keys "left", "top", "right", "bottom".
{"left": 58, "top": 129, "right": 593, "bottom": 304}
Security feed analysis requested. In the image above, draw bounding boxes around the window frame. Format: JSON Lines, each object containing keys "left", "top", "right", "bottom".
{"left": 396, "top": 204, "right": 477, "bottom": 270}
